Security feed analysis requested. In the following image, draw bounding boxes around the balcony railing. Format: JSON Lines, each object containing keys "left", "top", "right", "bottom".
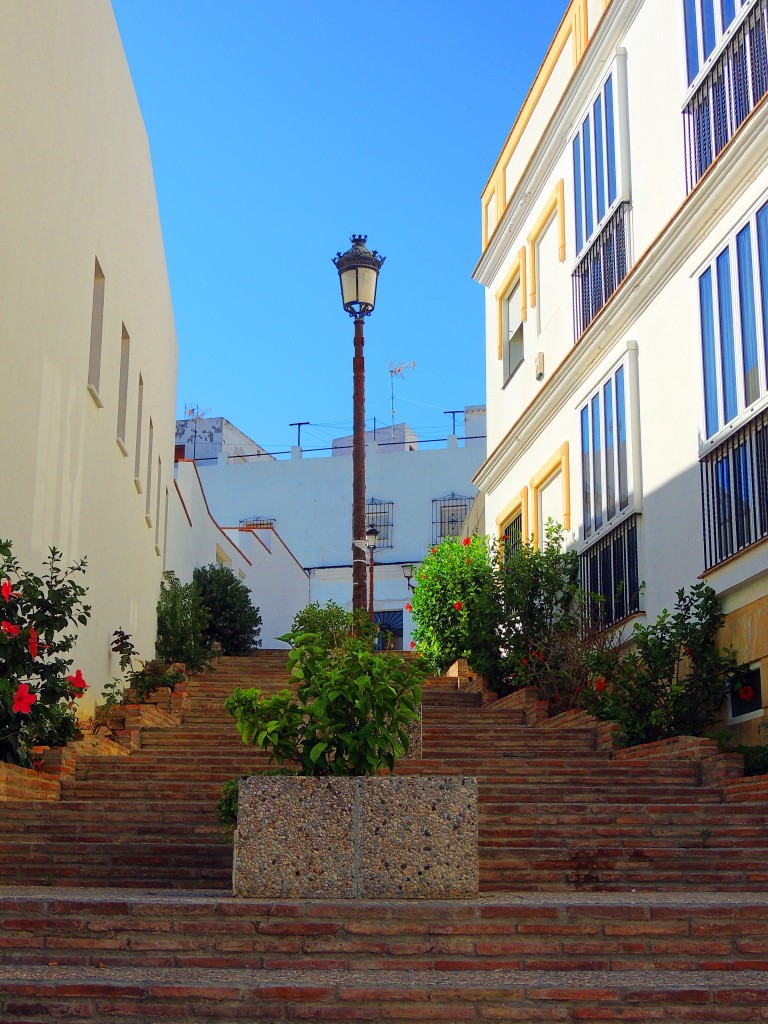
{"left": 700, "top": 406, "right": 768, "bottom": 570}
{"left": 572, "top": 201, "right": 630, "bottom": 341}
{"left": 684, "top": 0, "right": 768, "bottom": 192}
{"left": 580, "top": 513, "right": 641, "bottom": 629}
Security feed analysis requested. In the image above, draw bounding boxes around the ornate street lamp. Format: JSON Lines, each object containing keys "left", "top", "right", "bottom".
{"left": 333, "top": 235, "right": 385, "bottom": 613}
{"left": 365, "top": 524, "right": 379, "bottom": 622}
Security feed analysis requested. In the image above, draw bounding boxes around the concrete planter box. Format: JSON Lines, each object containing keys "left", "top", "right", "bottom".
{"left": 233, "top": 775, "right": 478, "bottom": 899}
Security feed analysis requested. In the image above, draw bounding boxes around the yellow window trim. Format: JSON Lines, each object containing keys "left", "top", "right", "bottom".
{"left": 495, "top": 488, "right": 529, "bottom": 545}
{"left": 494, "top": 247, "right": 527, "bottom": 359}
{"left": 527, "top": 180, "right": 565, "bottom": 309}
{"left": 530, "top": 442, "right": 570, "bottom": 549}
{"left": 480, "top": 0, "right": 613, "bottom": 250}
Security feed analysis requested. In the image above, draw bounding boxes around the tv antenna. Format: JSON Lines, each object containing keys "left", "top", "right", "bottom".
{"left": 185, "top": 404, "right": 212, "bottom": 460}
{"left": 388, "top": 360, "right": 416, "bottom": 439}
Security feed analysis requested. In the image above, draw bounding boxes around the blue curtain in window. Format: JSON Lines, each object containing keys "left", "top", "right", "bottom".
{"left": 593, "top": 94, "right": 605, "bottom": 223}
{"left": 716, "top": 249, "right": 738, "bottom": 425}
{"left": 604, "top": 75, "right": 617, "bottom": 206}
{"left": 721, "top": 0, "right": 737, "bottom": 28}
{"left": 702, "top": 0, "right": 718, "bottom": 59}
{"left": 756, "top": 203, "right": 768, "bottom": 372}
{"left": 699, "top": 268, "right": 720, "bottom": 438}
{"left": 581, "top": 406, "right": 591, "bottom": 537}
{"left": 604, "top": 378, "right": 616, "bottom": 520}
{"left": 573, "top": 136, "right": 584, "bottom": 254}
{"left": 684, "top": 0, "right": 701, "bottom": 83}
{"left": 736, "top": 224, "right": 760, "bottom": 406}
{"left": 615, "top": 365, "right": 629, "bottom": 510}
{"left": 591, "top": 394, "right": 603, "bottom": 530}
{"left": 583, "top": 116, "right": 594, "bottom": 241}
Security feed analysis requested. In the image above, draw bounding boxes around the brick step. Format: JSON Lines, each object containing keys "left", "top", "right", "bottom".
{"left": 2, "top": 889, "right": 767, "bottom": 972}
{"left": 1, "top": 964, "right": 767, "bottom": 1022}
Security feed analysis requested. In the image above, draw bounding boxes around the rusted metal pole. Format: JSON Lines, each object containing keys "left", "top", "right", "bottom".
{"left": 352, "top": 315, "right": 366, "bottom": 613}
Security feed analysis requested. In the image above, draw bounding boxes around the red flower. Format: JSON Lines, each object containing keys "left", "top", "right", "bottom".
{"left": 12, "top": 683, "right": 37, "bottom": 714}
{"left": 409, "top": 641, "right": 415, "bottom": 649}
{"left": 1, "top": 621, "right": 20, "bottom": 637}
{"left": 1, "top": 578, "right": 11, "bottom": 602}
{"left": 466, "top": 558, "right": 471, "bottom": 565}
{"left": 28, "top": 627, "right": 38, "bottom": 659}
{"left": 454, "top": 601, "right": 463, "bottom": 610}
{"left": 462, "top": 537, "right": 471, "bottom": 547}
{"left": 595, "top": 677, "right": 606, "bottom": 692}
{"left": 522, "top": 657, "right": 528, "bottom": 667}
{"left": 431, "top": 547, "right": 437, "bottom": 554}
{"left": 738, "top": 685, "right": 755, "bottom": 702}
{"left": 405, "top": 602, "right": 412, "bottom": 612}
{"left": 501, "top": 533, "right": 508, "bottom": 541}
{"left": 67, "top": 669, "right": 88, "bottom": 698}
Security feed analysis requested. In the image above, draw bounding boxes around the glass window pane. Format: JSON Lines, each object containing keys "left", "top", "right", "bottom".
{"left": 573, "top": 136, "right": 584, "bottom": 254}
{"left": 700, "top": 268, "right": 720, "bottom": 438}
{"left": 604, "top": 75, "right": 617, "bottom": 205}
{"left": 581, "top": 405, "right": 592, "bottom": 537}
{"left": 756, "top": 202, "right": 768, "bottom": 372}
{"left": 721, "top": 0, "right": 737, "bottom": 28}
{"left": 702, "top": 0, "right": 717, "bottom": 59}
{"left": 593, "top": 94, "right": 606, "bottom": 223}
{"left": 683, "top": 0, "right": 701, "bottom": 83}
{"left": 604, "top": 377, "right": 616, "bottom": 520}
{"left": 736, "top": 224, "right": 760, "bottom": 406}
{"left": 716, "top": 248, "right": 739, "bottom": 424}
{"left": 591, "top": 394, "right": 603, "bottom": 529}
{"left": 583, "top": 116, "right": 594, "bottom": 241}
{"left": 615, "top": 365, "right": 629, "bottom": 510}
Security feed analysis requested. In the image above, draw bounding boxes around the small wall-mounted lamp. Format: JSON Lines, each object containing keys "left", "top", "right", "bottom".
{"left": 402, "top": 563, "right": 416, "bottom": 592}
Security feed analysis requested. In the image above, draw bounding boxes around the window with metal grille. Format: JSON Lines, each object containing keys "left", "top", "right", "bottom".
{"left": 502, "top": 511, "right": 523, "bottom": 560}
{"left": 373, "top": 610, "right": 404, "bottom": 651}
{"left": 580, "top": 513, "right": 642, "bottom": 629}
{"left": 366, "top": 498, "right": 394, "bottom": 548}
{"left": 432, "top": 494, "right": 472, "bottom": 545}
{"left": 572, "top": 202, "right": 631, "bottom": 338}
{"left": 700, "top": 405, "right": 768, "bottom": 569}
{"left": 683, "top": 0, "right": 768, "bottom": 191}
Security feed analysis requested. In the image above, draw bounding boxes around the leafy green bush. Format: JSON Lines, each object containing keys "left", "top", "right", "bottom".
{"left": 0, "top": 541, "right": 91, "bottom": 765}
{"left": 128, "top": 661, "right": 185, "bottom": 702}
{"left": 225, "top": 625, "right": 424, "bottom": 776}
{"left": 289, "top": 600, "right": 377, "bottom": 654}
{"left": 155, "top": 571, "right": 211, "bottom": 671}
{"left": 713, "top": 723, "right": 768, "bottom": 777}
{"left": 584, "top": 584, "right": 740, "bottom": 745}
{"left": 193, "top": 563, "right": 262, "bottom": 655}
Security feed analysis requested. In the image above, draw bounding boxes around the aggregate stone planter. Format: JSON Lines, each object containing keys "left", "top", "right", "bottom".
{"left": 233, "top": 775, "right": 478, "bottom": 899}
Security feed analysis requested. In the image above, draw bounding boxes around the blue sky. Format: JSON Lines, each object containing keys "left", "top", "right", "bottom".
{"left": 111, "top": 0, "right": 568, "bottom": 455}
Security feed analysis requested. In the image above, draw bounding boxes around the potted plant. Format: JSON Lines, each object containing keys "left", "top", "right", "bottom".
{"left": 223, "top": 604, "right": 478, "bottom": 899}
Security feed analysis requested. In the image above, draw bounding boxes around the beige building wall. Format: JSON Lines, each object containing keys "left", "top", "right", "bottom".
{"left": 0, "top": 0, "right": 178, "bottom": 707}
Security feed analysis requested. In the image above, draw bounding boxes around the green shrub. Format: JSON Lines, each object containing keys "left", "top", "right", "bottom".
{"left": 289, "top": 600, "right": 377, "bottom": 654}
{"left": 0, "top": 541, "right": 91, "bottom": 765}
{"left": 584, "top": 584, "right": 740, "bottom": 745}
{"left": 225, "top": 625, "right": 424, "bottom": 776}
{"left": 155, "top": 571, "right": 211, "bottom": 671}
{"left": 193, "top": 563, "right": 262, "bottom": 655}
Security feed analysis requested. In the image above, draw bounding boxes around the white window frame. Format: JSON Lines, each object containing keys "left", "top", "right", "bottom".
{"left": 571, "top": 51, "right": 631, "bottom": 260}
{"left": 502, "top": 277, "right": 524, "bottom": 385}
{"left": 683, "top": 0, "right": 754, "bottom": 95}
{"left": 697, "top": 197, "right": 768, "bottom": 451}
{"left": 727, "top": 661, "right": 765, "bottom": 723}
{"left": 577, "top": 342, "right": 642, "bottom": 545}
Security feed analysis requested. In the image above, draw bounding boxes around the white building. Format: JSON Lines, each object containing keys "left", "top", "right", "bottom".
{"left": 473, "top": 0, "right": 768, "bottom": 739}
{"left": 172, "top": 411, "right": 486, "bottom": 647}
{"left": 0, "top": 0, "right": 178, "bottom": 705}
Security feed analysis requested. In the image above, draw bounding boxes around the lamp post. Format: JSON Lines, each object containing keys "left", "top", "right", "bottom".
{"left": 402, "top": 563, "right": 416, "bottom": 592}
{"left": 333, "top": 235, "right": 386, "bottom": 613}
{"left": 365, "top": 525, "right": 379, "bottom": 622}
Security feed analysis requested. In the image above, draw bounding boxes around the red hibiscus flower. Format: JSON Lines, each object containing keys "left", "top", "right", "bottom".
{"left": 454, "top": 601, "right": 463, "bottom": 611}
{"left": 501, "top": 533, "right": 508, "bottom": 541}
{"left": 431, "top": 547, "right": 437, "bottom": 554}
{"left": 28, "top": 627, "right": 38, "bottom": 659}
{"left": 462, "top": 537, "right": 471, "bottom": 547}
{"left": 409, "top": 641, "right": 415, "bottom": 649}
{"left": 522, "top": 657, "right": 528, "bottom": 667}
{"left": 1, "top": 621, "right": 20, "bottom": 637}
{"left": 595, "top": 677, "right": 606, "bottom": 692}
{"left": 12, "top": 683, "right": 37, "bottom": 714}
{"left": 67, "top": 669, "right": 88, "bottom": 698}
{"left": 405, "top": 602, "right": 412, "bottom": 612}
{"left": 738, "top": 685, "right": 755, "bottom": 702}
{"left": 1, "top": 578, "right": 11, "bottom": 602}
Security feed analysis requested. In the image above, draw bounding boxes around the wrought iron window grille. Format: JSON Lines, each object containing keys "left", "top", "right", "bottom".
{"left": 432, "top": 494, "right": 472, "bottom": 545}
{"left": 366, "top": 498, "right": 394, "bottom": 549}
{"left": 579, "top": 512, "right": 642, "bottom": 630}
{"left": 572, "top": 201, "right": 631, "bottom": 340}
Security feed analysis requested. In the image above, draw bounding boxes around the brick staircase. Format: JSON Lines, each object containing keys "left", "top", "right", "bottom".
{"left": 1, "top": 650, "right": 767, "bottom": 1021}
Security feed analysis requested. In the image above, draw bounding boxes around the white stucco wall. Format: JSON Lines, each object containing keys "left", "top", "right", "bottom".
{"left": 0, "top": 0, "right": 178, "bottom": 705}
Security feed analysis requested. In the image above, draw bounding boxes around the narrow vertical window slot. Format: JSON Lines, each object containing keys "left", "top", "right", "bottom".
{"left": 134, "top": 376, "right": 144, "bottom": 488}
{"left": 87, "top": 259, "right": 105, "bottom": 405}
{"left": 145, "top": 418, "right": 154, "bottom": 523}
{"left": 116, "top": 325, "right": 130, "bottom": 453}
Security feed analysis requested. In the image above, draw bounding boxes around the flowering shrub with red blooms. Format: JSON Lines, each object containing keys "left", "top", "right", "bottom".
{"left": 454, "top": 601, "right": 463, "bottom": 611}
{"left": 739, "top": 685, "right": 755, "bottom": 702}
{"left": 405, "top": 602, "right": 412, "bottom": 613}
{"left": 462, "top": 537, "right": 471, "bottom": 547}
{"left": 0, "top": 540, "right": 91, "bottom": 766}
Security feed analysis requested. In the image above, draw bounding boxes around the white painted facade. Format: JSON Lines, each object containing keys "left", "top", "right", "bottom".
{"left": 176, "top": 415, "right": 485, "bottom": 647}
{"left": 0, "top": 0, "right": 178, "bottom": 707}
{"left": 474, "top": 0, "right": 768, "bottom": 738}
